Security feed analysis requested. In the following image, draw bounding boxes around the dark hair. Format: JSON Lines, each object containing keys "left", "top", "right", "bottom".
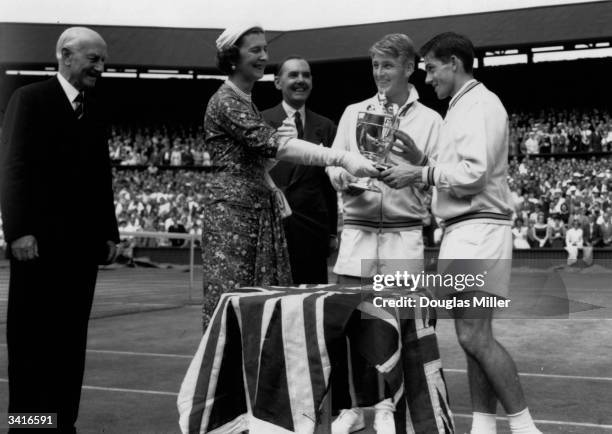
{"left": 276, "top": 55, "right": 307, "bottom": 76}
{"left": 419, "top": 32, "right": 475, "bottom": 73}
{"left": 216, "top": 27, "right": 264, "bottom": 75}
{"left": 369, "top": 33, "right": 416, "bottom": 67}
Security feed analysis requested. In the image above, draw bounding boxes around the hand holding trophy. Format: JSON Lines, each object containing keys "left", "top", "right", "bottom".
{"left": 349, "top": 91, "right": 401, "bottom": 192}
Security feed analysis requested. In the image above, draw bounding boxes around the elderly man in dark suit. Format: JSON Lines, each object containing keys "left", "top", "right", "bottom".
{"left": 0, "top": 27, "right": 119, "bottom": 432}
{"left": 263, "top": 56, "right": 338, "bottom": 284}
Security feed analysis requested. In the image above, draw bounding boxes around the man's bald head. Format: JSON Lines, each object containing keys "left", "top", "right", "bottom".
{"left": 56, "top": 27, "right": 106, "bottom": 61}
{"left": 56, "top": 27, "right": 107, "bottom": 90}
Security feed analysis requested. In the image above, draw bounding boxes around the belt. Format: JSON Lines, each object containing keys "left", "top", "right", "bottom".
{"left": 444, "top": 211, "right": 510, "bottom": 228}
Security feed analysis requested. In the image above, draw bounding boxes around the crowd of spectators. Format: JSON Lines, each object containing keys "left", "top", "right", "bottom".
{"left": 113, "top": 168, "right": 206, "bottom": 253}
{"left": 108, "top": 154, "right": 612, "bottom": 257}
{"left": 3, "top": 112, "right": 612, "bottom": 255}
{"left": 107, "top": 109, "right": 612, "bottom": 166}
{"left": 108, "top": 125, "right": 211, "bottom": 166}
{"left": 509, "top": 108, "right": 612, "bottom": 155}
{"left": 508, "top": 156, "right": 612, "bottom": 260}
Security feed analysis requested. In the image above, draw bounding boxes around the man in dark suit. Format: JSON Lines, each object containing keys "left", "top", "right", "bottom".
{"left": 583, "top": 211, "right": 602, "bottom": 247}
{"left": 0, "top": 27, "right": 119, "bottom": 432}
{"left": 582, "top": 211, "right": 602, "bottom": 265}
{"left": 263, "top": 56, "right": 338, "bottom": 284}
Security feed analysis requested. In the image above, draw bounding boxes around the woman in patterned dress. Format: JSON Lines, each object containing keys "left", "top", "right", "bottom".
{"left": 200, "top": 24, "right": 378, "bottom": 327}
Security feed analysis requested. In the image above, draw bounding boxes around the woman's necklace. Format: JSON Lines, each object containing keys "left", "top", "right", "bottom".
{"left": 225, "top": 79, "right": 252, "bottom": 103}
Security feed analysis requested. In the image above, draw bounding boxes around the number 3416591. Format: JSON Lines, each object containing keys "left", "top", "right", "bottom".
{"left": 7, "top": 414, "right": 56, "bottom": 426}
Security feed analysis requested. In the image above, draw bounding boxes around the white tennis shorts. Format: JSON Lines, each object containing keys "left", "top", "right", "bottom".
{"left": 438, "top": 223, "right": 512, "bottom": 297}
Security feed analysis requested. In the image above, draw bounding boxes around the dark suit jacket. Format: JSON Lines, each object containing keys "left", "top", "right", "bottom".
{"left": 582, "top": 221, "right": 602, "bottom": 246}
{"left": 599, "top": 221, "right": 612, "bottom": 246}
{"left": 262, "top": 103, "right": 337, "bottom": 260}
{"left": 0, "top": 77, "right": 119, "bottom": 262}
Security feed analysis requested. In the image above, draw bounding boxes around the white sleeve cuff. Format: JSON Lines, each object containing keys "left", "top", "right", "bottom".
{"left": 422, "top": 166, "right": 436, "bottom": 186}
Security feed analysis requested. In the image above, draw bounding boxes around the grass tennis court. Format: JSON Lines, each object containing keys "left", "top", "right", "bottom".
{"left": 1, "top": 261, "right": 611, "bottom": 433}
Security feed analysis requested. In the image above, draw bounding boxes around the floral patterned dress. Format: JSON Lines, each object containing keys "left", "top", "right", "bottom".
{"left": 200, "top": 82, "right": 292, "bottom": 327}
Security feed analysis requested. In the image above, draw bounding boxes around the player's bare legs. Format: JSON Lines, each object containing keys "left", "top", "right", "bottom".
{"left": 453, "top": 291, "right": 540, "bottom": 434}
{"left": 453, "top": 295, "right": 526, "bottom": 413}
{"left": 466, "top": 353, "right": 497, "bottom": 414}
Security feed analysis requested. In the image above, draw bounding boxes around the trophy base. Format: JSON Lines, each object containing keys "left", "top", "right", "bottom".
{"left": 348, "top": 180, "right": 381, "bottom": 193}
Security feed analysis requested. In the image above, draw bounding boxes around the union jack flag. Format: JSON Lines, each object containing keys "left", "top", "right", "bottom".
{"left": 178, "top": 285, "right": 454, "bottom": 433}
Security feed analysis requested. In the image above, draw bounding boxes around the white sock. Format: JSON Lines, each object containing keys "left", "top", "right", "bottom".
{"left": 508, "top": 408, "right": 541, "bottom": 434}
{"left": 471, "top": 412, "right": 497, "bottom": 434}
{"left": 470, "top": 411, "right": 497, "bottom": 434}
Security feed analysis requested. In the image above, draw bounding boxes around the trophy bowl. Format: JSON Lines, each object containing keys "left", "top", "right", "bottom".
{"left": 349, "top": 111, "right": 398, "bottom": 192}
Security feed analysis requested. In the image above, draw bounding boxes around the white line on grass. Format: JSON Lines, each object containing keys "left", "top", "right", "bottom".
{"left": 0, "top": 344, "right": 192, "bottom": 358}
{"left": 82, "top": 385, "right": 178, "bottom": 396}
{"left": 445, "top": 368, "right": 612, "bottom": 382}
{"left": 93, "top": 301, "right": 179, "bottom": 307}
{"left": 454, "top": 413, "right": 612, "bottom": 430}
{"left": 1, "top": 380, "right": 609, "bottom": 429}
{"left": 0, "top": 379, "right": 177, "bottom": 396}
{"left": 2, "top": 343, "right": 610, "bottom": 381}
{"left": 2, "top": 343, "right": 612, "bottom": 383}
{"left": 87, "top": 349, "right": 192, "bottom": 358}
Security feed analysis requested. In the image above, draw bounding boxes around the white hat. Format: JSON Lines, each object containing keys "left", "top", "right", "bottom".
{"left": 215, "top": 22, "right": 263, "bottom": 51}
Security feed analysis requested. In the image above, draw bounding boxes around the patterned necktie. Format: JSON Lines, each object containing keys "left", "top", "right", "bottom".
{"left": 294, "top": 111, "right": 304, "bottom": 139}
{"left": 74, "top": 92, "right": 84, "bottom": 119}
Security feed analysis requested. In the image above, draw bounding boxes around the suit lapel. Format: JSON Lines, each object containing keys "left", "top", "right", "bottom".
{"left": 48, "top": 78, "right": 102, "bottom": 166}
{"left": 304, "top": 110, "right": 323, "bottom": 144}
{"left": 266, "top": 104, "right": 287, "bottom": 128}
{"left": 49, "top": 76, "right": 81, "bottom": 123}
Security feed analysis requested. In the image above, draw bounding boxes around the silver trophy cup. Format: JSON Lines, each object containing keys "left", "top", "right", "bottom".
{"left": 349, "top": 111, "right": 399, "bottom": 192}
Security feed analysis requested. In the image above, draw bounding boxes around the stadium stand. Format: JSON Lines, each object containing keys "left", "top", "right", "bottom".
{"left": 105, "top": 107, "right": 612, "bottom": 166}
{"left": 1, "top": 1, "right": 611, "bottom": 264}
{"left": 106, "top": 144, "right": 612, "bottom": 255}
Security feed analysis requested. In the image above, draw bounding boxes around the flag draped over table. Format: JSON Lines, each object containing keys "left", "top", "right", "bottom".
{"left": 177, "top": 285, "right": 454, "bottom": 434}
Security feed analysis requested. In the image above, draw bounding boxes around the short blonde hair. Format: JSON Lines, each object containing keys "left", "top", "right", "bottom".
{"left": 369, "top": 33, "right": 416, "bottom": 66}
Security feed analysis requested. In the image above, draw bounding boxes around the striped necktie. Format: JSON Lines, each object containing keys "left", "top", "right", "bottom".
{"left": 74, "top": 92, "right": 84, "bottom": 119}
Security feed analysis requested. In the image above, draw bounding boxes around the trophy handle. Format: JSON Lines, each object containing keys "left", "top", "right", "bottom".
{"left": 378, "top": 124, "right": 399, "bottom": 168}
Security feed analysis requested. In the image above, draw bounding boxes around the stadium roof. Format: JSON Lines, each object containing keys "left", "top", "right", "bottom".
{"left": 1, "top": 1, "right": 610, "bottom": 72}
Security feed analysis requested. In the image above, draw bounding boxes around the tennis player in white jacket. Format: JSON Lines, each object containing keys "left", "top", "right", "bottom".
{"left": 380, "top": 32, "right": 541, "bottom": 434}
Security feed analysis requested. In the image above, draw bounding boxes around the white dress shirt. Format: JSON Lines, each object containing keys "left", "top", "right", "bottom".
{"left": 281, "top": 101, "right": 306, "bottom": 131}
{"left": 57, "top": 73, "right": 82, "bottom": 111}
